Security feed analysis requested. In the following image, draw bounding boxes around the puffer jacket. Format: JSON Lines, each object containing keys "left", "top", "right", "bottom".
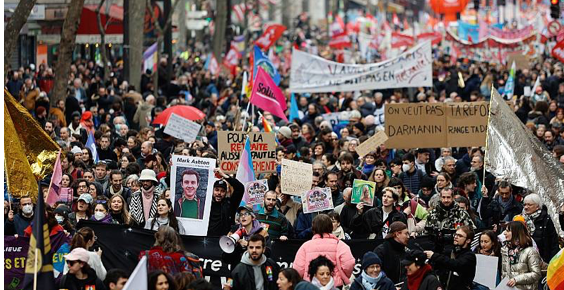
{"left": 293, "top": 233, "right": 356, "bottom": 286}
{"left": 501, "top": 246, "right": 542, "bottom": 290}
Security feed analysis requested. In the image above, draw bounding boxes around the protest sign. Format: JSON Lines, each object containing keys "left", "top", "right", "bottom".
{"left": 281, "top": 159, "right": 313, "bottom": 196}
{"left": 321, "top": 112, "right": 342, "bottom": 127}
{"left": 385, "top": 102, "right": 488, "bottom": 148}
{"left": 164, "top": 113, "right": 202, "bottom": 143}
{"left": 302, "top": 188, "right": 334, "bottom": 214}
{"left": 290, "top": 41, "right": 432, "bottom": 93}
{"left": 245, "top": 179, "right": 269, "bottom": 205}
{"left": 217, "top": 131, "right": 277, "bottom": 174}
{"left": 507, "top": 53, "right": 530, "bottom": 71}
{"left": 351, "top": 179, "right": 376, "bottom": 206}
{"left": 355, "top": 130, "right": 389, "bottom": 157}
{"left": 4, "top": 232, "right": 70, "bottom": 290}
{"left": 474, "top": 254, "right": 499, "bottom": 289}
{"left": 171, "top": 155, "right": 216, "bottom": 236}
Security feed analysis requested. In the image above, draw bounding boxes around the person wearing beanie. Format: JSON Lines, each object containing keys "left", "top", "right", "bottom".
{"left": 277, "top": 126, "right": 294, "bottom": 148}
{"left": 350, "top": 252, "right": 395, "bottom": 290}
{"left": 373, "top": 221, "right": 410, "bottom": 284}
{"left": 400, "top": 250, "right": 441, "bottom": 290}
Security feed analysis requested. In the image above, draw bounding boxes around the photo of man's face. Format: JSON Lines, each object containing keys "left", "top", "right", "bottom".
{"left": 182, "top": 173, "right": 199, "bottom": 199}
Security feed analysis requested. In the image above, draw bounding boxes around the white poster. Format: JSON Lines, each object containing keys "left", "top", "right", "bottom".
{"left": 474, "top": 254, "right": 499, "bottom": 289}
{"left": 170, "top": 155, "right": 216, "bottom": 236}
{"left": 164, "top": 113, "right": 202, "bottom": 143}
{"left": 290, "top": 41, "right": 432, "bottom": 93}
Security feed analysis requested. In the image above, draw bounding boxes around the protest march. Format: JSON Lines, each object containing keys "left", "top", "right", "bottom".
{"left": 4, "top": 1, "right": 564, "bottom": 290}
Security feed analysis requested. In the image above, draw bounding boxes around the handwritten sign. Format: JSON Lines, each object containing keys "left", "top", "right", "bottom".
{"left": 356, "top": 130, "right": 389, "bottom": 157}
{"left": 217, "top": 131, "right": 277, "bottom": 173}
{"left": 281, "top": 159, "right": 313, "bottom": 196}
{"left": 164, "top": 113, "right": 202, "bottom": 143}
{"left": 385, "top": 102, "right": 488, "bottom": 148}
{"left": 302, "top": 187, "right": 334, "bottom": 214}
{"left": 245, "top": 179, "right": 269, "bottom": 205}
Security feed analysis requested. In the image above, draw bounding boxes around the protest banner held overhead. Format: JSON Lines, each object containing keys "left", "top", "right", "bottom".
{"left": 385, "top": 102, "right": 489, "bottom": 148}
{"left": 289, "top": 41, "right": 432, "bottom": 93}
{"left": 302, "top": 188, "right": 334, "bottom": 214}
{"left": 244, "top": 179, "right": 269, "bottom": 206}
{"left": 281, "top": 159, "right": 313, "bottom": 196}
{"left": 218, "top": 131, "right": 277, "bottom": 174}
{"left": 355, "top": 130, "right": 389, "bottom": 157}
{"left": 351, "top": 180, "right": 376, "bottom": 206}
{"left": 163, "top": 113, "right": 202, "bottom": 143}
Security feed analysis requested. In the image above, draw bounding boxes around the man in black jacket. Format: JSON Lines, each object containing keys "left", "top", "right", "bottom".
{"left": 479, "top": 181, "right": 523, "bottom": 228}
{"left": 424, "top": 225, "right": 476, "bottom": 290}
{"left": 207, "top": 168, "right": 244, "bottom": 236}
{"left": 374, "top": 221, "right": 409, "bottom": 284}
{"left": 230, "top": 234, "right": 279, "bottom": 290}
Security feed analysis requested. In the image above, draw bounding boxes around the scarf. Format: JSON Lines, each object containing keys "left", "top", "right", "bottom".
{"left": 361, "top": 271, "right": 382, "bottom": 290}
{"left": 522, "top": 209, "right": 541, "bottom": 235}
{"left": 497, "top": 194, "right": 514, "bottom": 212}
{"left": 109, "top": 185, "right": 124, "bottom": 196}
{"left": 142, "top": 185, "right": 155, "bottom": 199}
{"left": 311, "top": 277, "right": 336, "bottom": 290}
{"left": 363, "top": 164, "right": 376, "bottom": 176}
{"left": 504, "top": 242, "right": 521, "bottom": 265}
{"left": 407, "top": 264, "right": 432, "bottom": 290}
{"left": 332, "top": 226, "right": 346, "bottom": 240}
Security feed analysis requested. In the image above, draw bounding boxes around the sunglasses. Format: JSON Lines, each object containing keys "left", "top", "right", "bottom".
{"left": 66, "top": 260, "right": 79, "bottom": 266}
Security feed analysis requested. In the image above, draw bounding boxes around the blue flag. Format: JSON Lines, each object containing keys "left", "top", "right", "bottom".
{"left": 253, "top": 45, "right": 281, "bottom": 85}
{"left": 289, "top": 93, "right": 300, "bottom": 122}
{"left": 86, "top": 132, "right": 99, "bottom": 163}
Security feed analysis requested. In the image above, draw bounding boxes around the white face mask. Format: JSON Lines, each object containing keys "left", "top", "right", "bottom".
{"left": 22, "top": 204, "right": 33, "bottom": 215}
{"left": 94, "top": 212, "right": 105, "bottom": 220}
{"left": 402, "top": 164, "right": 411, "bottom": 172}
{"left": 55, "top": 215, "right": 64, "bottom": 224}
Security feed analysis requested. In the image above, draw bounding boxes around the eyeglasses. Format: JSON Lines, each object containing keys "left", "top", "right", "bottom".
{"left": 454, "top": 233, "right": 467, "bottom": 239}
{"left": 239, "top": 212, "right": 252, "bottom": 217}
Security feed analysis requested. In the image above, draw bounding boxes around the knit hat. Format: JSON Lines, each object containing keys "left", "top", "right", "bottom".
{"left": 71, "top": 146, "right": 83, "bottom": 155}
{"left": 361, "top": 252, "right": 382, "bottom": 271}
{"left": 354, "top": 122, "right": 365, "bottom": 133}
{"left": 420, "top": 176, "right": 435, "bottom": 190}
{"left": 295, "top": 281, "right": 320, "bottom": 290}
{"left": 278, "top": 126, "right": 292, "bottom": 139}
{"left": 385, "top": 221, "right": 408, "bottom": 239}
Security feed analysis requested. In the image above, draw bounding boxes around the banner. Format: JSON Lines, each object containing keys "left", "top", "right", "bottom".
{"left": 281, "top": 159, "right": 313, "bottom": 196}
{"left": 385, "top": 102, "right": 489, "bottom": 148}
{"left": 171, "top": 155, "right": 216, "bottom": 236}
{"left": 302, "top": 188, "right": 334, "bottom": 214}
{"left": 391, "top": 32, "right": 414, "bottom": 48}
{"left": 290, "top": 41, "right": 432, "bottom": 93}
{"left": 4, "top": 232, "right": 70, "bottom": 290}
{"left": 217, "top": 131, "right": 277, "bottom": 174}
{"left": 79, "top": 222, "right": 437, "bottom": 289}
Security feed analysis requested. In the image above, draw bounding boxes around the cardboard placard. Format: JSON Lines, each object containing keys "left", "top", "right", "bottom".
{"left": 385, "top": 102, "right": 489, "bottom": 148}
{"left": 355, "top": 130, "right": 389, "bottom": 157}
{"left": 351, "top": 179, "right": 376, "bottom": 206}
{"left": 164, "top": 113, "right": 202, "bottom": 143}
{"left": 507, "top": 53, "right": 530, "bottom": 71}
{"left": 244, "top": 179, "right": 269, "bottom": 206}
{"left": 281, "top": 159, "right": 313, "bottom": 196}
{"left": 302, "top": 187, "right": 334, "bottom": 214}
{"left": 217, "top": 131, "right": 277, "bottom": 173}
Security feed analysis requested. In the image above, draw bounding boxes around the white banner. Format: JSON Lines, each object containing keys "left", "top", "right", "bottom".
{"left": 290, "top": 41, "right": 433, "bottom": 93}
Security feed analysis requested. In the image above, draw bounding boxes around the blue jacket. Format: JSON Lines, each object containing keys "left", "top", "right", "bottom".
{"left": 5, "top": 213, "right": 33, "bottom": 236}
{"left": 350, "top": 272, "right": 396, "bottom": 290}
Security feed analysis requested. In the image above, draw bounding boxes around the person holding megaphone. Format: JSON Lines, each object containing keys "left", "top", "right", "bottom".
{"left": 221, "top": 205, "right": 269, "bottom": 253}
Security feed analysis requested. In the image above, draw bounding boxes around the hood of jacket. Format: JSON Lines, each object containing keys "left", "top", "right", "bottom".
{"left": 240, "top": 250, "right": 267, "bottom": 266}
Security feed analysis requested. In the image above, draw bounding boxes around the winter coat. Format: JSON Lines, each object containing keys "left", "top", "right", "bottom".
{"left": 293, "top": 233, "right": 356, "bottom": 287}
{"left": 530, "top": 208, "right": 560, "bottom": 263}
{"left": 207, "top": 177, "right": 244, "bottom": 237}
{"left": 133, "top": 102, "right": 154, "bottom": 129}
{"left": 231, "top": 252, "right": 280, "bottom": 290}
{"left": 58, "top": 267, "right": 107, "bottom": 290}
{"left": 350, "top": 272, "right": 396, "bottom": 290}
{"left": 351, "top": 206, "right": 407, "bottom": 239}
{"left": 128, "top": 188, "right": 162, "bottom": 225}
{"left": 400, "top": 270, "right": 442, "bottom": 290}
{"left": 4, "top": 213, "right": 33, "bottom": 236}
{"left": 425, "top": 203, "right": 475, "bottom": 235}
{"left": 374, "top": 239, "right": 408, "bottom": 284}
{"left": 501, "top": 246, "right": 542, "bottom": 290}
{"left": 429, "top": 246, "right": 476, "bottom": 290}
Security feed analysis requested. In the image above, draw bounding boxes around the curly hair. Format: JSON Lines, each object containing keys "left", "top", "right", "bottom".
{"left": 307, "top": 255, "right": 335, "bottom": 280}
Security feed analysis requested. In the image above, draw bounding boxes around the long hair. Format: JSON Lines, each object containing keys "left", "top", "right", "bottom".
{"left": 148, "top": 270, "right": 177, "bottom": 290}
{"left": 507, "top": 221, "right": 533, "bottom": 248}
{"left": 151, "top": 196, "right": 180, "bottom": 233}
{"left": 71, "top": 227, "right": 95, "bottom": 250}
{"left": 109, "top": 194, "right": 132, "bottom": 225}
{"left": 280, "top": 268, "right": 303, "bottom": 290}
{"left": 154, "top": 226, "right": 184, "bottom": 253}
{"left": 474, "top": 230, "right": 501, "bottom": 256}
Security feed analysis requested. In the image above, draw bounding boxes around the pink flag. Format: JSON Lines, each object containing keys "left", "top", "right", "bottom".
{"left": 46, "top": 151, "right": 62, "bottom": 206}
{"left": 250, "top": 67, "right": 288, "bottom": 122}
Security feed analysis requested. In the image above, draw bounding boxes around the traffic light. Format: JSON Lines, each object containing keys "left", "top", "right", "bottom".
{"left": 552, "top": 0, "right": 561, "bottom": 19}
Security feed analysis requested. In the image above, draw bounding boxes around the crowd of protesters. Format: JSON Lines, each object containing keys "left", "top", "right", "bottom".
{"left": 4, "top": 12, "right": 564, "bottom": 290}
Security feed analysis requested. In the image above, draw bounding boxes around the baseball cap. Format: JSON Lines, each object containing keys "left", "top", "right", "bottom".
{"left": 385, "top": 221, "right": 408, "bottom": 239}
{"left": 214, "top": 180, "right": 228, "bottom": 190}
{"left": 78, "top": 193, "right": 93, "bottom": 204}
{"left": 401, "top": 250, "right": 427, "bottom": 267}
{"left": 65, "top": 247, "right": 90, "bottom": 263}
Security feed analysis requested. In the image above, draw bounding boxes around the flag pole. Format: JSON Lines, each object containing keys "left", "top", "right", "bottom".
{"left": 483, "top": 85, "right": 495, "bottom": 187}
{"left": 33, "top": 248, "right": 39, "bottom": 290}
{"left": 46, "top": 149, "right": 62, "bottom": 206}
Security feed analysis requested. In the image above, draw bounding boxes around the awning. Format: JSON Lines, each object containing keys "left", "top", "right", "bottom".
{"left": 76, "top": 5, "right": 124, "bottom": 44}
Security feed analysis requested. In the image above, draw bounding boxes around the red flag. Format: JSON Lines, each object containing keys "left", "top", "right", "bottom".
{"left": 391, "top": 32, "right": 414, "bottom": 48}
{"left": 255, "top": 24, "right": 286, "bottom": 50}
{"left": 329, "top": 15, "right": 351, "bottom": 49}
{"left": 417, "top": 32, "right": 443, "bottom": 45}
{"left": 393, "top": 12, "right": 400, "bottom": 26}
{"left": 223, "top": 44, "right": 242, "bottom": 75}
{"left": 250, "top": 67, "right": 288, "bottom": 122}
{"left": 552, "top": 40, "right": 564, "bottom": 64}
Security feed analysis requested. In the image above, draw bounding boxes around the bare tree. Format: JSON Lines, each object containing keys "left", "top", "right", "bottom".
{"left": 4, "top": 0, "right": 38, "bottom": 74}
{"left": 126, "top": 0, "right": 146, "bottom": 91}
{"left": 146, "top": 0, "right": 181, "bottom": 97}
{"left": 212, "top": 0, "right": 228, "bottom": 62}
{"left": 95, "top": 0, "right": 110, "bottom": 85}
{"left": 51, "top": 0, "right": 85, "bottom": 107}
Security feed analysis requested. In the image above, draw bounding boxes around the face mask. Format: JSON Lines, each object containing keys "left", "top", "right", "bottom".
{"left": 22, "top": 204, "right": 33, "bottom": 215}
{"left": 94, "top": 212, "right": 105, "bottom": 220}
{"left": 55, "top": 215, "right": 64, "bottom": 224}
{"left": 402, "top": 164, "right": 411, "bottom": 172}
